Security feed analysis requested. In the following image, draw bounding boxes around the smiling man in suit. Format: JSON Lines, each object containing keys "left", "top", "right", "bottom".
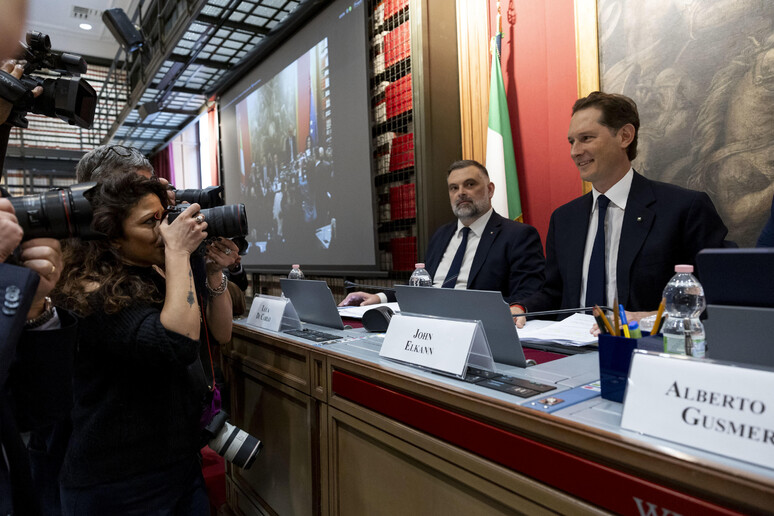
{"left": 340, "top": 159, "right": 545, "bottom": 306}
{"left": 512, "top": 91, "right": 728, "bottom": 326}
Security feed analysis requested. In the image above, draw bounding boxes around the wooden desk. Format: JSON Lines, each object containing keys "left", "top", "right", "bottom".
{"left": 222, "top": 323, "right": 774, "bottom": 515}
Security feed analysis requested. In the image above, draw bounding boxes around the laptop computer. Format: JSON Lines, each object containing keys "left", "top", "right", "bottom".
{"left": 280, "top": 279, "right": 345, "bottom": 330}
{"left": 697, "top": 248, "right": 774, "bottom": 307}
{"left": 394, "top": 285, "right": 527, "bottom": 368}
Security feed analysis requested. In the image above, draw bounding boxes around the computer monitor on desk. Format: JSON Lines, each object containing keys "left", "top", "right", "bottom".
{"left": 697, "top": 248, "right": 774, "bottom": 368}
{"left": 394, "top": 286, "right": 528, "bottom": 368}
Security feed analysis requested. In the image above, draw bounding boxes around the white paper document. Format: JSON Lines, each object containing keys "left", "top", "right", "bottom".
{"left": 516, "top": 313, "right": 597, "bottom": 347}
{"left": 337, "top": 302, "right": 400, "bottom": 319}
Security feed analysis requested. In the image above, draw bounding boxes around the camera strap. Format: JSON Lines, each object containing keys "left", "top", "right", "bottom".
{"left": 199, "top": 292, "right": 216, "bottom": 392}
{"left": 0, "top": 70, "right": 27, "bottom": 104}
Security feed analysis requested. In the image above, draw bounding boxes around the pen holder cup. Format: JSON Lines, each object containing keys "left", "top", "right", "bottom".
{"left": 598, "top": 334, "right": 662, "bottom": 402}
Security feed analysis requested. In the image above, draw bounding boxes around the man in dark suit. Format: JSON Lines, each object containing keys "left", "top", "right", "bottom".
{"left": 512, "top": 92, "right": 728, "bottom": 325}
{"left": 340, "top": 160, "right": 545, "bottom": 306}
{"left": 0, "top": 13, "right": 77, "bottom": 512}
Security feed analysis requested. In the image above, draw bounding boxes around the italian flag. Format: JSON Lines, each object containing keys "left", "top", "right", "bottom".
{"left": 486, "top": 44, "right": 522, "bottom": 222}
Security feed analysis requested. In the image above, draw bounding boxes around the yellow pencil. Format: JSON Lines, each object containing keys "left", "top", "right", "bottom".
{"left": 594, "top": 305, "right": 615, "bottom": 335}
{"left": 651, "top": 297, "right": 667, "bottom": 335}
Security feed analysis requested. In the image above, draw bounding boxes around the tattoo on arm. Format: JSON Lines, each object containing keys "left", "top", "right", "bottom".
{"left": 187, "top": 269, "right": 195, "bottom": 307}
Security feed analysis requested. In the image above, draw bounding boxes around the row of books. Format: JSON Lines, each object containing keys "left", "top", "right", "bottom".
{"left": 389, "top": 183, "right": 416, "bottom": 220}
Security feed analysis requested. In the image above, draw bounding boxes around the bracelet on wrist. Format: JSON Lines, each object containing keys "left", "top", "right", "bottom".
{"left": 205, "top": 272, "right": 228, "bottom": 297}
{"left": 25, "top": 296, "right": 55, "bottom": 329}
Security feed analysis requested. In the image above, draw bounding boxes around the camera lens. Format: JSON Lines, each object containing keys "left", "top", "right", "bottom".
{"left": 174, "top": 186, "right": 224, "bottom": 208}
{"left": 209, "top": 421, "right": 262, "bottom": 469}
{"left": 199, "top": 204, "right": 248, "bottom": 239}
{"left": 10, "top": 182, "right": 98, "bottom": 241}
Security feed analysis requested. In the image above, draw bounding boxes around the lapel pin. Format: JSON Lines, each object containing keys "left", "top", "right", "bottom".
{"left": 637, "top": 216, "right": 642, "bottom": 222}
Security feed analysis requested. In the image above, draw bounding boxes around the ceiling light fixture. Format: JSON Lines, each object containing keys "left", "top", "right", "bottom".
{"left": 79, "top": 23, "right": 93, "bottom": 31}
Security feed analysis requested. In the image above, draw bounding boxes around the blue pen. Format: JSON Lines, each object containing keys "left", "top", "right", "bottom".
{"left": 619, "top": 304, "right": 630, "bottom": 338}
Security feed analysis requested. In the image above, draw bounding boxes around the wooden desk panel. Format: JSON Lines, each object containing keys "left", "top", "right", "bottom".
{"left": 225, "top": 324, "right": 774, "bottom": 516}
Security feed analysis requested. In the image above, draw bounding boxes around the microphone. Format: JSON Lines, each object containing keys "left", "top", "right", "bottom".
{"left": 344, "top": 280, "right": 396, "bottom": 292}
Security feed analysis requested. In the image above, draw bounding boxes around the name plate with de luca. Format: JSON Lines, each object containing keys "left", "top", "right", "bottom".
{"left": 245, "top": 294, "right": 302, "bottom": 332}
{"left": 379, "top": 313, "right": 494, "bottom": 378}
{"left": 621, "top": 350, "right": 774, "bottom": 470}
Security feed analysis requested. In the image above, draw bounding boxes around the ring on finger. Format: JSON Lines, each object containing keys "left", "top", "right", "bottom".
{"left": 50, "top": 264, "right": 56, "bottom": 276}
{"left": 195, "top": 214, "right": 205, "bottom": 224}
{"left": 224, "top": 248, "right": 232, "bottom": 255}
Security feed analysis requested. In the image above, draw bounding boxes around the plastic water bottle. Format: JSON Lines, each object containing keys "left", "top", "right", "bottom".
{"left": 408, "top": 263, "right": 432, "bottom": 286}
{"left": 661, "top": 264, "right": 706, "bottom": 358}
{"left": 288, "top": 264, "right": 305, "bottom": 279}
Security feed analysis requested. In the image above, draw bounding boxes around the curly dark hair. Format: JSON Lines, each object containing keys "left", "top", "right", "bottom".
{"left": 55, "top": 173, "right": 170, "bottom": 316}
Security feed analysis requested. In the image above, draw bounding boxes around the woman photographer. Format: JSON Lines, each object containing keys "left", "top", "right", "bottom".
{"left": 55, "top": 174, "right": 213, "bottom": 514}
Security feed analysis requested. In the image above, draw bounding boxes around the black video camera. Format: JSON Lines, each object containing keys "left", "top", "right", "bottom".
{"left": 0, "top": 31, "right": 97, "bottom": 129}
{"left": 5, "top": 182, "right": 101, "bottom": 241}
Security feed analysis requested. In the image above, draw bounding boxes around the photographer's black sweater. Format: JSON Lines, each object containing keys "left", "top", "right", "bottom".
{"left": 60, "top": 268, "right": 205, "bottom": 488}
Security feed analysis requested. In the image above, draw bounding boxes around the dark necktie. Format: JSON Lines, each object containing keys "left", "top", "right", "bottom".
{"left": 442, "top": 226, "right": 471, "bottom": 288}
{"left": 585, "top": 195, "right": 611, "bottom": 307}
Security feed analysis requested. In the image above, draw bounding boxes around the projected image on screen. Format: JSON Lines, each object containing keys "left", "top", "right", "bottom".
{"left": 221, "top": 0, "right": 375, "bottom": 272}
{"left": 235, "top": 40, "right": 334, "bottom": 254}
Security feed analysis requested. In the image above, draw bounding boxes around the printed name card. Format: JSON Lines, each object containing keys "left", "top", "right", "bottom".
{"left": 245, "top": 295, "right": 301, "bottom": 332}
{"left": 379, "top": 313, "right": 494, "bottom": 378}
{"left": 621, "top": 351, "right": 774, "bottom": 470}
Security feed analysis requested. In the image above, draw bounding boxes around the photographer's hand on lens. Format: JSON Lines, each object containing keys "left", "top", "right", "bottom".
{"left": 0, "top": 59, "right": 42, "bottom": 124}
{"left": 19, "top": 237, "right": 62, "bottom": 318}
{"left": 0, "top": 198, "right": 23, "bottom": 261}
{"left": 159, "top": 203, "right": 207, "bottom": 255}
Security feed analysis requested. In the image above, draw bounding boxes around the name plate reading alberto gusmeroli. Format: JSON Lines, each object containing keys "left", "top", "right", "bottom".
{"left": 621, "top": 350, "right": 774, "bottom": 470}
{"left": 379, "top": 313, "right": 491, "bottom": 378}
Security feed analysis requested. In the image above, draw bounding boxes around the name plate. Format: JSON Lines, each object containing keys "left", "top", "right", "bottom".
{"left": 245, "top": 295, "right": 301, "bottom": 332}
{"left": 379, "top": 313, "right": 493, "bottom": 378}
{"left": 621, "top": 351, "right": 774, "bottom": 470}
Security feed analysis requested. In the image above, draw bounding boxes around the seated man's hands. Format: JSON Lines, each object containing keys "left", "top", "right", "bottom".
{"left": 510, "top": 305, "right": 526, "bottom": 329}
{"left": 338, "top": 291, "right": 381, "bottom": 307}
{"left": 0, "top": 198, "right": 23, "bottom": 261}
{"left": 20, "top": 238, "right": 63, "bottom": 319}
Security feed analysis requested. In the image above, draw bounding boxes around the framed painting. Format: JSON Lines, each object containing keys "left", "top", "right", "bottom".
{"left": 576, "top": 0, "right": 774, "bottom": 246}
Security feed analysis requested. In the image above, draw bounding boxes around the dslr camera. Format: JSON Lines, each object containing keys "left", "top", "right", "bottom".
{"left": 3, "top": 182, "right": 100, "bottom": 241}
{"left": 167, "top": 185, "right": 248, "bottom": 239}
{"left": 0, "top": 31, "right": 97, "bottom": 128}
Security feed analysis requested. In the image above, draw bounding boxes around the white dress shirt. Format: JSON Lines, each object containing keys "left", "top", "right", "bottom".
{"left": 376, "top": 208, "right": 494, "bottom": 303}
{"left": 432, "top": 208, "right": 494, "bottom": 288}
{"left": 579, "top": 168, "right": 634, "bottom": 307}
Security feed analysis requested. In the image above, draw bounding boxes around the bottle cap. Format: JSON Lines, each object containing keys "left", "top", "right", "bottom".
{"left": 414, "top": 263, "right": 425, "bottom": 269}
{"left": 674, "top": 264, "right": 693, "bottom": 273}
{"left": 628, "top": 321, "right": 639, "bottom": 330}
{"left": 292, "top": 264, "right": 300, "bottom": 269}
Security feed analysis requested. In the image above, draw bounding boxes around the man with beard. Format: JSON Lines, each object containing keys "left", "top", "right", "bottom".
{"left": 340, "top": 160, "right": 545, "bottom": 306}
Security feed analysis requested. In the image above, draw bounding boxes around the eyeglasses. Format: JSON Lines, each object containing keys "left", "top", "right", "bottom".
{"left": 104, "top": 144, "right": 141, "bottom": 158}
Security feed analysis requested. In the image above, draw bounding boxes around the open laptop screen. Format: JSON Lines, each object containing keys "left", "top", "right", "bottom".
{"left": 280, "top": 279, "right": 345, "bottom": 329}
{"left": 394, "top": 286, "right": 527, "bottom": 368}
{"left": 696, "top": 248, "right": 774, "bottom": 307}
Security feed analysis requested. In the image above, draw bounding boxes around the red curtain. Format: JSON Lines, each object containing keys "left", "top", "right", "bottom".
{"left": 151, "top": 145, "right": 174, "bottom": 185}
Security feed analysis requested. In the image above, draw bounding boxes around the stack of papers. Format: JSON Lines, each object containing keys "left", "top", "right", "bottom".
{"left": 516, "top": 313, "right": 598, "bottom": 347}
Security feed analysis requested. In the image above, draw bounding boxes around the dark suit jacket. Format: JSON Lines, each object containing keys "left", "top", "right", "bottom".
{"left": 522, "top": 172, "right": 729, "bottom": 313}
{"left": 0, "top": 263, "right": 77, "bottom": 516}
{"left": 385, "top": 211, "right": 545, "bottom": 303}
